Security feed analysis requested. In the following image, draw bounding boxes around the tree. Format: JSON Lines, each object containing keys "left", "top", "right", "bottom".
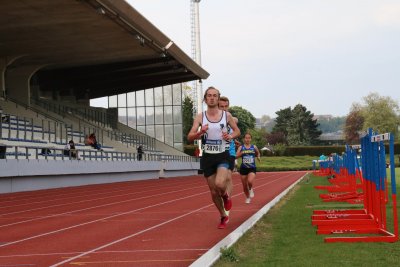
{"left": 266, "top": 131, "right": 286, "bottom": 145}
{"left": 286, "top": 104, "right": 321, "bottom": 145}
{"left": 182, "top": 96, "right": 194, "bottom": 144}
{"left": 344, "top": 103, "right": 364, "bottom": 144}
{"left": 272, "top": 107, "right": 292, "bottom": 137}
{"left": 248, "top": 128, "right": 267, "bottom": 149}
{"left": 361, "top": 92, "right": 400, "bottom": 137}
{"left": 229, "top": 106, "right": 256, "bottom": 136}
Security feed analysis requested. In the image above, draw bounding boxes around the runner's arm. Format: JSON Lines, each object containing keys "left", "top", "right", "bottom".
{"left": 236, "top": 146, "right": 243, "bottom": 158}
{"left": 254, "top": 145, "right": 262, "bottom": 163}
{"left": 225, "top": 112, "right": 240, "bottom": 140}
{"left": 187, "top": 113, "right": 206, "bottom": 142}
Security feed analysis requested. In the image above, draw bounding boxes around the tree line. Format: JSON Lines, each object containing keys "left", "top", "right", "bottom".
{"left": 183, "top": 92, "right": 400, "bottom": 150}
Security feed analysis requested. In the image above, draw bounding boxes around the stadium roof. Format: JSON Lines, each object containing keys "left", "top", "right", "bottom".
{"left": 0, "top": 0, "right": 209, "bottom": 99}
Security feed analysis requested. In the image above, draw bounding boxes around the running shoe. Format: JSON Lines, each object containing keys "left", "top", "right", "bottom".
{"left": 224, "top": 207, "right": 230, "bottom": 216}
{"left": 218, "top": 216, "right": 229, "bottom": 229}
{"left": 249, "top": 188, "right": 255, "bottom": 198}
{"left": 245, "top": 197, "right": 251, "bottom": 204}
{"left": 222, "top": 193, "right": 232, "bottom": 211}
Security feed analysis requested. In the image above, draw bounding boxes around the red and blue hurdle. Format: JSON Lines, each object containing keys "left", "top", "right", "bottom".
{"left": 312, "top": 129, "right": 398, "bottom": 242}
{"left": 313, "top": 159, "right": 332, "bottom": 176}
{"left": 315, "top": 146, "right": 363, "bottom": 203}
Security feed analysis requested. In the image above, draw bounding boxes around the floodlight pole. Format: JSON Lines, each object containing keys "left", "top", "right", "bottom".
{"left": 190, "top": 0, "right": 203, "bottom": 153}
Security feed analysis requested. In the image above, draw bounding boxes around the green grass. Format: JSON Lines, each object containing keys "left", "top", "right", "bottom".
{"left": 214, "top": 168, "right": 400, "bottom": 267}
{"left": 238, "top": 156, "right": 317, "bottom": 172}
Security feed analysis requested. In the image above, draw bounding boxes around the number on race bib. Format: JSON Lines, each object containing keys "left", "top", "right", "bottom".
{"left": 204, "top": 144, "right": 222, "bottom": 153}
{"left": 243, "top": 156, "right": 254, "bottom": 164}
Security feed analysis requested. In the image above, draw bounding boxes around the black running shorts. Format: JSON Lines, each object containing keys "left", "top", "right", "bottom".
{"left": 202, "top": 151, "right": 230, "bottom": 178}
{"left": 239, "top": 167, "right": 256, "bottom": 175}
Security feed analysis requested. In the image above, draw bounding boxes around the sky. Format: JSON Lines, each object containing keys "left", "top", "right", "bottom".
{"left": 124, "top": 0, "right": 400, "bottom": 118}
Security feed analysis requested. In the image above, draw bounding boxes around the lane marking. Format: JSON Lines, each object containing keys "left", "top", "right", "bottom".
{"left": 0, "top": 179, "right": 205, "bottom": 211}
{"left": 0, "top": 173, "right": 293, "bottom": 250}
{"left": 50, "top": 204, "right": 214, "bottom": 266}
{"left": 69, "top": 259, "right": 197, "bottom": 265}
{"left": 0, "top": 190, "right": 211, "bottom": 248}
{"left": 49, "top": 174, "right": 296, "bottom": 266}
{"left": 0, "top": 171, "right": 284, "bottom": 226}
{"left": 190, "top": 172, "right": 308, "bottom": 266}
{"left": 0, "top": 183, "right": 208, "bottom": 228}
{"left": 0, "top": 249, "right": 208, "bottom": 259}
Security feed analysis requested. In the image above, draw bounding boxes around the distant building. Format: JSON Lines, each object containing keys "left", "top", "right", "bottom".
{"left": 255, "top": 117, "right": 275, "bottom": 131}
{"left": 318, "top": 130, "right": 345, "bottom": 145}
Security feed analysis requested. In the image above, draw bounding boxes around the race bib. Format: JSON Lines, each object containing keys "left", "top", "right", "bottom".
{"left": 204, "top": 139, "right": 224, "bottom": 154}
{"left": 243, "top": 156, "right": 254, "bottom": 164}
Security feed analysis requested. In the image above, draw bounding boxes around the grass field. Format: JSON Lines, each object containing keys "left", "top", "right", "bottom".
{"left": 214, "top": 168, "right": 400, "bottom": 266}
{"left": 239, "top": 156, "right": 317, "bottom": 172}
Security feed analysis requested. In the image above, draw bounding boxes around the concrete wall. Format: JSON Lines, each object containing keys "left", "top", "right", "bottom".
{"left": 0, "top": 159, "right": 200, "bottom": 193}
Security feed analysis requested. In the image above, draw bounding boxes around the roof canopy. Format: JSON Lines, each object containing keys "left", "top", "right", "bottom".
{"left": 0, "top": 0, "right": 209, "bottom": 99}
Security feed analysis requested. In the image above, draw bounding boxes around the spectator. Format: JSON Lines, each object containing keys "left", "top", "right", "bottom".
{"left": 84, "top": 134, "right": 91, "bottom": 146}
{"left": 137, "top": 145, "right": 144, "bottom": 161}
{"left": 64, "top": 140, "right": 79, "bottom": 160}
{"left": 88, "top": 133, "right": 102, "bottom": 151}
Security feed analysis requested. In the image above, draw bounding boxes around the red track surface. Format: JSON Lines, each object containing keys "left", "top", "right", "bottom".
{"left": 0, "top": 171, "right": 306, "bottom": 266}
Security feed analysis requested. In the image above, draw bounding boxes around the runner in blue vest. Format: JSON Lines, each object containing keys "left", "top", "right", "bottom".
{"left": 218, "top": 96, "right": 238, "bottom": 203}
{"left": 236, "top": 132, "right": 261, "bottom": 204}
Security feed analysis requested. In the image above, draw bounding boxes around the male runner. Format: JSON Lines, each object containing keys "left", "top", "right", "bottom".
{"left": 218, "top": 96, "right": 238, "bottom": 202}
{"left": 187, "top": 87, "right": 240, "bottom": 229}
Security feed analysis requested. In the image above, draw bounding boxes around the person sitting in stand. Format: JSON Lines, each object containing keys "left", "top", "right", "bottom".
{"left": 64, "top": 140, "right": 79, "bottom": 159}
{"left": 87, "top": 133, "right": 102, "bottom": 151}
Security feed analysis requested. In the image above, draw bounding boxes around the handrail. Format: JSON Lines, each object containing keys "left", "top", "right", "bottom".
{"left": 0, "top": 145, "right": 198, "bottom": 162}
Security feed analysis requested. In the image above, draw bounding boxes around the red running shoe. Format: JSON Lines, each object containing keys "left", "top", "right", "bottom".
{"left": 222, "top": 193, "right": 232, "bottom": 211}
{"left": 218, "top": 216, "right": 229, "bottom": 229}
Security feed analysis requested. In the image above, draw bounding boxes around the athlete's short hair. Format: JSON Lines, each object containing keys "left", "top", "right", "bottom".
{"left": 203, "top": 86, "right": 220, "bottom": 101}
{"left": 219, "top": 96, "right": 230, "bottom": 106}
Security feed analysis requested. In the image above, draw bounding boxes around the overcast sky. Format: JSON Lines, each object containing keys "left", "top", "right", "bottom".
{"left": 126, "top": 0, "right": 400, "bottom": 118}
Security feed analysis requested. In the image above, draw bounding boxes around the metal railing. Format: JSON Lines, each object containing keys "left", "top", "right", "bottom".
{"left": 0, "top": 145, "right": 198, "bottom": 162}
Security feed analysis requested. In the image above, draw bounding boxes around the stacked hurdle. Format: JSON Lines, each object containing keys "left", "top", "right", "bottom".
{"left": 316, "top": 146, "right": 364, "bottom": 204}
{"left": 311, "top": 129, "right": 398, "bottom": 242}
{"left": 313, "top": 159, "right": 332, "bottom": 176}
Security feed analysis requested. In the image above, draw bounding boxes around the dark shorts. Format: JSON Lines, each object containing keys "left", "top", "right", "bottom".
{"left": 239, "top": 167, "right": 256, "bottom": 175}
{"left": 228, "top": 155, "right": 236, "bottom": 171}
{"left": 202, "top": 151, "right": 230, "bottom": 178}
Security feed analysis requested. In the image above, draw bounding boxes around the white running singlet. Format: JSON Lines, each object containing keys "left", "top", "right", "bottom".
{"left": 202, "top": 111, "right": 229, "bottom": 154}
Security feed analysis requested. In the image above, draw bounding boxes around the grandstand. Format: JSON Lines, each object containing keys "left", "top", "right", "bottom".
{"left": 0, "top": 0, "right": 209, "bottom": 193}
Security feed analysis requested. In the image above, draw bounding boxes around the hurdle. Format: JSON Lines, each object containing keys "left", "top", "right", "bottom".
{"left": 312, "top": 129, "right": 398, "bottom": 242}
{"left": 317, "top": 146, "right": 364, "bottom": 203}
{"left": 313, "top": 159, "right": 332, "bottom": 176}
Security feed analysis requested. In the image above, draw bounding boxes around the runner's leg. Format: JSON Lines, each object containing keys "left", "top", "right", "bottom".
{"left": 247, "top": 172, "right": 256, "bottom": 192}
{"left": 206, "top": 173, "right": 226, "bottom": 217}
{"left": 241, "top": 174, "right": 250, "bottom": 198}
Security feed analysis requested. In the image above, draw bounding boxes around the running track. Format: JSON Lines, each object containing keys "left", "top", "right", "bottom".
{"left": 0, "top": 171, "right": 306, "bottom": 266}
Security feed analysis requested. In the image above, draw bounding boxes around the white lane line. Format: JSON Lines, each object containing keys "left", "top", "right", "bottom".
{"left": 0, "top": 178, "right": 203, "bottom": 210}
{"left": 0, "top": 180, "right": 205, "bottom": 217}
{"left": 190, "top": 172, "right": 308, "bottom": 267}
{"left": 49, "top": 203, "right": 215, "bottom": 267}
{"left": 50, "top": 175, "right": 293, "bottom": 266}
{"left": 0, "top": 172, "right": 281, "bottom": 225}
{"left": 0, "top": 249, "right": 208, "bottom": 259}
{"left": 0, "top": 190, "right": 209, "bottom": 249}
{"left": 0, "top": 183, "right": 207, "bottom": 228}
